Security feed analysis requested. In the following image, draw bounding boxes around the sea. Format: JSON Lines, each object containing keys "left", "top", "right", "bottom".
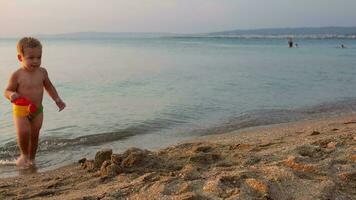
{"left": 0, "top": 37, "right": 356, "bottom": 177}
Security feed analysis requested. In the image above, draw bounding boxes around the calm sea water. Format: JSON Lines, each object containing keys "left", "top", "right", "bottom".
{"left": 1, "top": 37, "right": 356, "bottom": 177}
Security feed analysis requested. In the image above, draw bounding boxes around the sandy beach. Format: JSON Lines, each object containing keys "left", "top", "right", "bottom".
{"left": 0, "top": 114, "right": 355, "bottom": 200}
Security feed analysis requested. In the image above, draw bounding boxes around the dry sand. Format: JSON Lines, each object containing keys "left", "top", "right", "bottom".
{"left": 0, "top": 114, "right": 355, "bottom": 200}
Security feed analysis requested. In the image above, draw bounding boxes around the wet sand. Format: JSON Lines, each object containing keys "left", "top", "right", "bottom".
{"left": 0, "top": 114, "right": 355, "bottom": 200}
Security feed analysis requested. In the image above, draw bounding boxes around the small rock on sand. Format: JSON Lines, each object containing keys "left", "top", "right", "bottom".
{"left": 94, "top": 149, "right": 113, "bottom": 168}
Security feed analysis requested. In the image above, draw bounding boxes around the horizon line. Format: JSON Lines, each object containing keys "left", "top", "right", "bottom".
{"left": 1, "top": 25, "right": 356, "bottom": 39}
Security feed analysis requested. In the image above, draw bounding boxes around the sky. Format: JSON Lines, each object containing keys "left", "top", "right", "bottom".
{"left": 1, "top": 0, "right": 356, "bottom": 36}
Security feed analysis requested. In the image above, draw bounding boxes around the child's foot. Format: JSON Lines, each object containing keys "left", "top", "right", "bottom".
{"left": 16, "top": 156, "right": 30, "bottom": 168}
{"left": 28, "top": 159, "right": 36, "bottom": 167}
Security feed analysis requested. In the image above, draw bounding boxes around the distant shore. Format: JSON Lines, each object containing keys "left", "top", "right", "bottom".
{"left": 0, "top": 113, "right": 355, "bottom": 199}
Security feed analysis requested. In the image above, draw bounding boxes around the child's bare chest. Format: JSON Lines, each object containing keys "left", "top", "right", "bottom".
{"left": 18, "top": 71, "right": 44, "bottom": 90}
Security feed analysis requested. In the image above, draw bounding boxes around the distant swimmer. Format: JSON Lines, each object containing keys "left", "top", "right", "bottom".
{"left": 337, "top": 44, "right": 347, "bottom": 49}
{"left": 288, "top": 38, "right": 293, "bottom": 48}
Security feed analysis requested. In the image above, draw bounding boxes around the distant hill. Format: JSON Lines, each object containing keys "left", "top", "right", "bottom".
{"left": 30, "top": 27, "right": 356, "bottom": 39}
{"left": 38, "top": 32, "right": 177, "bottom": 39}
{"left": 205, "top": 27, "right": 356, "bottom": 38}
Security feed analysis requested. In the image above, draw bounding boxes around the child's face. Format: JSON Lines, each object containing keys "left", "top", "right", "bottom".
{"left": 18, "top": 47, "right": 42, "bottom": 71}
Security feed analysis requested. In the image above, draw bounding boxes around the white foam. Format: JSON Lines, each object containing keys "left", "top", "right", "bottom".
{"left": 0, "top": 159, "right": 17, "bottom": 166}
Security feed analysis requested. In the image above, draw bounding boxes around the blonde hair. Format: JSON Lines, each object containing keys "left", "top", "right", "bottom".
{"left": 17, "top": 37, "right": 42, "bottom": 56}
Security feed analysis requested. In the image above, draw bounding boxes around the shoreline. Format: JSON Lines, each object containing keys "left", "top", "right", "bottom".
{"left": 0, "top": 113, "right": 355, "bottom": 199}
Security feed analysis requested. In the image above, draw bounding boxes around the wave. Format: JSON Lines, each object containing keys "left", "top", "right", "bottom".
{"left": 0, "top": 116, "right": 187, "bottom": 159}
{"left": 0, "top": 159, "right": 16, "bottom": 166}
{"left": 191, "top": 97, "right": 356, "bottom": 136}
{"left": 1, "top": 97, "right": 356, "bottom": 159}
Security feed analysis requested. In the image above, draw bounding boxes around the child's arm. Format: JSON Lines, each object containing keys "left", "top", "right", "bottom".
{"left": 43, "top": 68, "right": 66, "bottom": 111}
{"left": 4, "top": 72, "right": 20, "bottom": 102}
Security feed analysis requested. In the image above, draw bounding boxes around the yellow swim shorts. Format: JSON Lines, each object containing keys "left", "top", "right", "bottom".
{"left": 13, "top": 104, "right": 30, "bottom": 117}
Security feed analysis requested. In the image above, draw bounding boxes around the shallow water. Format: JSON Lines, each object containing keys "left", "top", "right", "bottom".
{"left": 1, "top": 37, "right": 356, "bottom": 177}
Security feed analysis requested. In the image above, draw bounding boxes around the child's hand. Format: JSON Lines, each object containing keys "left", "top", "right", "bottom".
{"left": 55, "top": 99, "right": 66, "bottom": 111}
{"left": 10, "top": 92, "right": 20, "bottom": 102}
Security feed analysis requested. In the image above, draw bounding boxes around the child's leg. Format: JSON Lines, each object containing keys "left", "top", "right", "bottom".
{"left": 29, "top": 113, "right": 43, "bottom": 163}
{"left": 13, "top": 116, "right": 31, "bottom": 167}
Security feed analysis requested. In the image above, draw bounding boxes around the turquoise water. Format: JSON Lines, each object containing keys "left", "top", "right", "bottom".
{"left": 1, "top": 37, "right": 356, "bottom": 177}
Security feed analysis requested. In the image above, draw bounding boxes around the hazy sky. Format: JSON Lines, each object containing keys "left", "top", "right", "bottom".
{"left": 1, "top": 0, "right": 356, "bottom": 36}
